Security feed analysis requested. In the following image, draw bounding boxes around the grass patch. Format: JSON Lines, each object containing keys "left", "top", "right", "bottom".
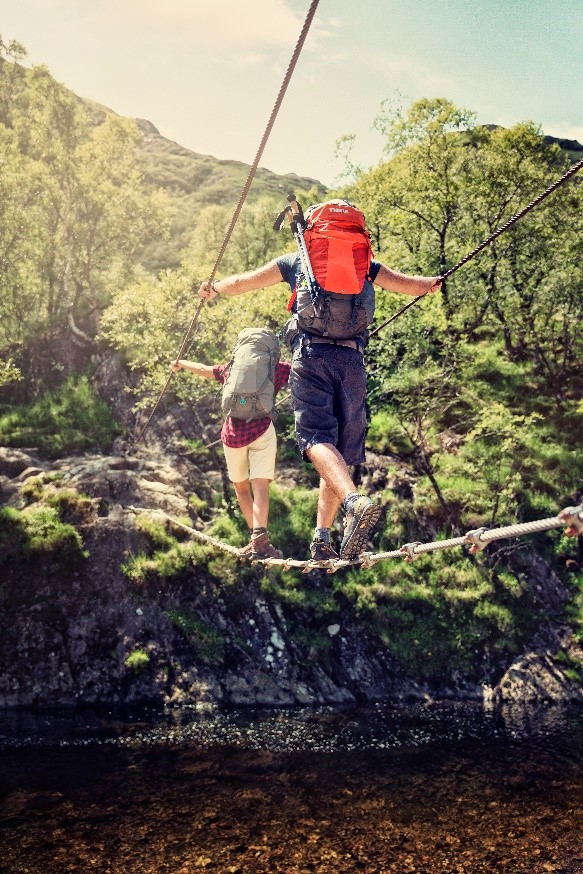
{"left": 124, "top": 648, "right": 151, "bottom": 672}
{"left": 122, "top": 544, "right": 193, "bottom": 586}
{"left": 367, "top": 408, "right": 414, "bottom": 454}
{"left": 166, "top": 609, "right": 225, "bottom": 665}
{"left": 552, "top": 649, "right": 583, "bottom": 683}
{"left": 338, "top": 547, "right": 540, "bottom": 683}
{"left": 0, "top": 505, "right": 87, "bottom": 572}
{"left": 0, "top": 374, "right": 122, "bottom": 457}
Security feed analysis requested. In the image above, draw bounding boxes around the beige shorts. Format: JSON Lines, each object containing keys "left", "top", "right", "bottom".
{"left": 223, "top": 422, "right": 277, "bottom": 483}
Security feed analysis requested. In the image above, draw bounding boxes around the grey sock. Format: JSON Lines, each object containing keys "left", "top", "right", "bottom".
{"left": 342, "top": 492, "right": 360, "bottom": 512}
{"left": 314, "top": 527, "right": 330, "bottom": 543}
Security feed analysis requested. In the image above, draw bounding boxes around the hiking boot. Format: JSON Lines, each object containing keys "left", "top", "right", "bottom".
{"left": 236, "top": 541, "right": 253, "bottom": 558}
{"left": 340, "top": 495, "right": 382, "bottom": 560}
{"left": 250, "top": 531, "right": 283, "bottom": 561}
{"left": 309, "top": 538, "right": 339, "bottom": 564}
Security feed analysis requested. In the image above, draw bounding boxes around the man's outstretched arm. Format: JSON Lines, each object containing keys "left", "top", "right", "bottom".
{"left": 199, "top": 260, "right": 285, "bottom": 301}
{"left": 374, "top": 265, "right": 441, "bottom": 297}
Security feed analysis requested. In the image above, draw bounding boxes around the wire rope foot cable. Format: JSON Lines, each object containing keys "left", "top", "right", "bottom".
{"left": 129, "top": 503, "right": 582, "bottom": 572}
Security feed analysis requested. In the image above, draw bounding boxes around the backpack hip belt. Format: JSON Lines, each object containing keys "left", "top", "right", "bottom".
{"left": 300, "top": 334, "right": 364, "bottom": 353}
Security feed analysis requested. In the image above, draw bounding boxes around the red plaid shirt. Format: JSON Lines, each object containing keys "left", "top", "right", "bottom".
{"left": 213, "top": 361, "right": 291, "bottom": 448}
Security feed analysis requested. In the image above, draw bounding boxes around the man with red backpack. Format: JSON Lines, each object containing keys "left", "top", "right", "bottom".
{"left": 199, "top": 199, "right": 440, "bottom": 564}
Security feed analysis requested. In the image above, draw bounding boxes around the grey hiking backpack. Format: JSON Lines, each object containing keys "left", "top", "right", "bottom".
{"left": 221, "top": 328, "right": 280, "bottom": 421}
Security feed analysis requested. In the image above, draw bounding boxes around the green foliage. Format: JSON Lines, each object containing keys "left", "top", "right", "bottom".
{"left": 564, "top": 572, "right": 583, "bottom": 644}
{"left": 367, "top": 408, "right": 414, "bottom": 454}
{"left": 188, "top": 493, "right": 209, "bottom": 517}
{"left": 122, "top": 544, "right": 193, "bottom": 586}
{"left": 0, "top": 374, "right": 122, "bottom": 458}
{"left": 208, "top": 513, "right": 249, "bottom": 547}
{"left": 0, "top": 358, "right": 22, "bottom": 387}
{"left": 266, "top": 485, "right": 319, "bottom": 560}
{"left": 552, "top": 649, "right": 583, "bottom": 684}
{"left": 0, "top": 48, "right": 168, "bottom": 350}
{"left": 0, "top": 505, "right": 87, "bottom": 570}
{"left": 134, "top": 515, "right": 179, "bottom": 550}
{"left": 44, "top": 489, "right": 94, "bottom": 525}
{"left": 100, "top": 211, "right": 293, "bottom": 418}
{"left": 124, "top": 648, "right": 151, "bottom": 672}
{"left": 123, "top": 513, "right": 237, "bottom": 587}
{"left": 336, "top": 544, "right": 541, "bottom": 682}
{"left": 165, "top": 609, "right": 225, "bottom": 665}
{"left": 20, "top": 477, "right": 94, "bottom": 525}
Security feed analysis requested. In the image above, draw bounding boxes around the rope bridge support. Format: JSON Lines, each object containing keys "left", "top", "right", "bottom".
{"left": 129, "top": 502, "right": 583, "bottom": 574}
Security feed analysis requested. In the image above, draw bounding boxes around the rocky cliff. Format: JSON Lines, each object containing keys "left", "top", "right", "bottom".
{"left": 1, "top": 444, "right": 582, "bottom": 713}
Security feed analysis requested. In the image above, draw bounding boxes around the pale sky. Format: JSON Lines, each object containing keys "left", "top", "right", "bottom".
{"left": 1, "top": 0, "right": 582, "bottom": 186}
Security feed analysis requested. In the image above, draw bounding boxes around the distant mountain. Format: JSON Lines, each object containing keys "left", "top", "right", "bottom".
{"left": 542, "top": 133, "right": 583, "bottom": 163}
{"left": 134, "top": 118, "right": 328, "bottom": 273}
{"left": 83, "top": 96, "right": 582, "bottom": 277}
{"left": 81, "top": 98, "right": 327, "bottom": 273}
{"left": 482, "top": 123, "right": 583, "bottom": 163}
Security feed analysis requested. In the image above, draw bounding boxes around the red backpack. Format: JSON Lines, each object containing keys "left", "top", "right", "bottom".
{"left": 303, "top": 200, "right": 373, "bottom": 293}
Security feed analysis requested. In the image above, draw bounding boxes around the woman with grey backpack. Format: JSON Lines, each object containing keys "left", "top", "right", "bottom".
{"left": 170, "top": 328, "right": 290, "bottom": 560}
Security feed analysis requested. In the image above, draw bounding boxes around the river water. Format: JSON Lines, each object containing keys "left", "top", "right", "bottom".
{"left": 1, "top": 700, "right": 582, "bottom": 873}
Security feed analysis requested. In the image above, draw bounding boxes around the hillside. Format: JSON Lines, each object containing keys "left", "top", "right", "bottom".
{"left": 136, "top": 118, "right": 327, "bottom": 272}
{"left": 78, "top": 99, "right": 583, "bottom": 278}
{"left": 81, "top": 98, "right": 327, "bottom": 274}
{"left": 132, "top": 118, "right": 582, "bottom": 275}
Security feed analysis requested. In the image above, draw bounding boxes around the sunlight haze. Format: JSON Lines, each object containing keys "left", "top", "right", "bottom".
{"left": 1, "top": 0, "right": 581, "bottom": 185}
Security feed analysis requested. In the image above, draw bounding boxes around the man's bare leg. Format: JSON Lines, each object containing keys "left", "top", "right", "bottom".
{"left": 306, "top": 441, "right": 380, "bottom": 561}
{"left": 306, "top": 442, "right": 356, "bottom": 504}
{"left": 316, "top": 478, "right": 342, "bottom": 529}
{"left": 305, "top": 443, "right": 357, "bottom": 561}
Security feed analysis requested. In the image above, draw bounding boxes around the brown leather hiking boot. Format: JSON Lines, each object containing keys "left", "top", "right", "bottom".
{"left": 250, "top": 531, "right": 283, "bottom": 560}
{"left": 236, "top": 541, "right": 253, "bottom": 558}
{"left": 309, "top": 538, "right": 339, "bottom": 564}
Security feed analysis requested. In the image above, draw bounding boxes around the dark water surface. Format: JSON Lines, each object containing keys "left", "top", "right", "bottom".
{"left": 1, "top": 701, "right": 583, "bottom": 873}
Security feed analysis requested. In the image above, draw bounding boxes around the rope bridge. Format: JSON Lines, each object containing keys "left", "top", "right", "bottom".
{"left": 129, "top": 503, "right": 583, "bottom": 575}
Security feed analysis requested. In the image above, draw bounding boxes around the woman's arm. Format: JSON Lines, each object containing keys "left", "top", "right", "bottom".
{"left": 170, "top": 360, "right": 216, "bottom": 378}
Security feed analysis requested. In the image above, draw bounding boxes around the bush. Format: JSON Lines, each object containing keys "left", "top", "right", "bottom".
{"left": 0, "top": 505, "right": 87, "bottom": 571}
{"left": 0, "top": 374, "right": 122, "bottom": 457}
{"left": 124, "top": 648, "right": 151, "bottom": 671}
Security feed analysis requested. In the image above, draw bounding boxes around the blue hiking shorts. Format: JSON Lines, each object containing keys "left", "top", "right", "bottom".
{"left": 291, "top": 344, "right": 367, "bottom": 465}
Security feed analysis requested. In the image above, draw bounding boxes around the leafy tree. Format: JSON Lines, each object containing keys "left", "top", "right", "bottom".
{"left": 0, "top": 53, "right": 169, "bottom": 350}
{"left": 101, "top": 196, "right": 297, "bottom": 428}
{"left": 348, "top": 97, "right": 478, "bottom": 315}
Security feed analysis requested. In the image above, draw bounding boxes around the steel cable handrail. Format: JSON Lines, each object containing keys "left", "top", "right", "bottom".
{"left": 134, "top": 0, "right": 320, "bottom": 444}
{"left": 368, "top": 155, "right": 583, "bottom": 339}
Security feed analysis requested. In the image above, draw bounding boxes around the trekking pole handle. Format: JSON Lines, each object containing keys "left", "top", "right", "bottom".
{"left": 287, "top": 193, "right": 306, "bottom": 228}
